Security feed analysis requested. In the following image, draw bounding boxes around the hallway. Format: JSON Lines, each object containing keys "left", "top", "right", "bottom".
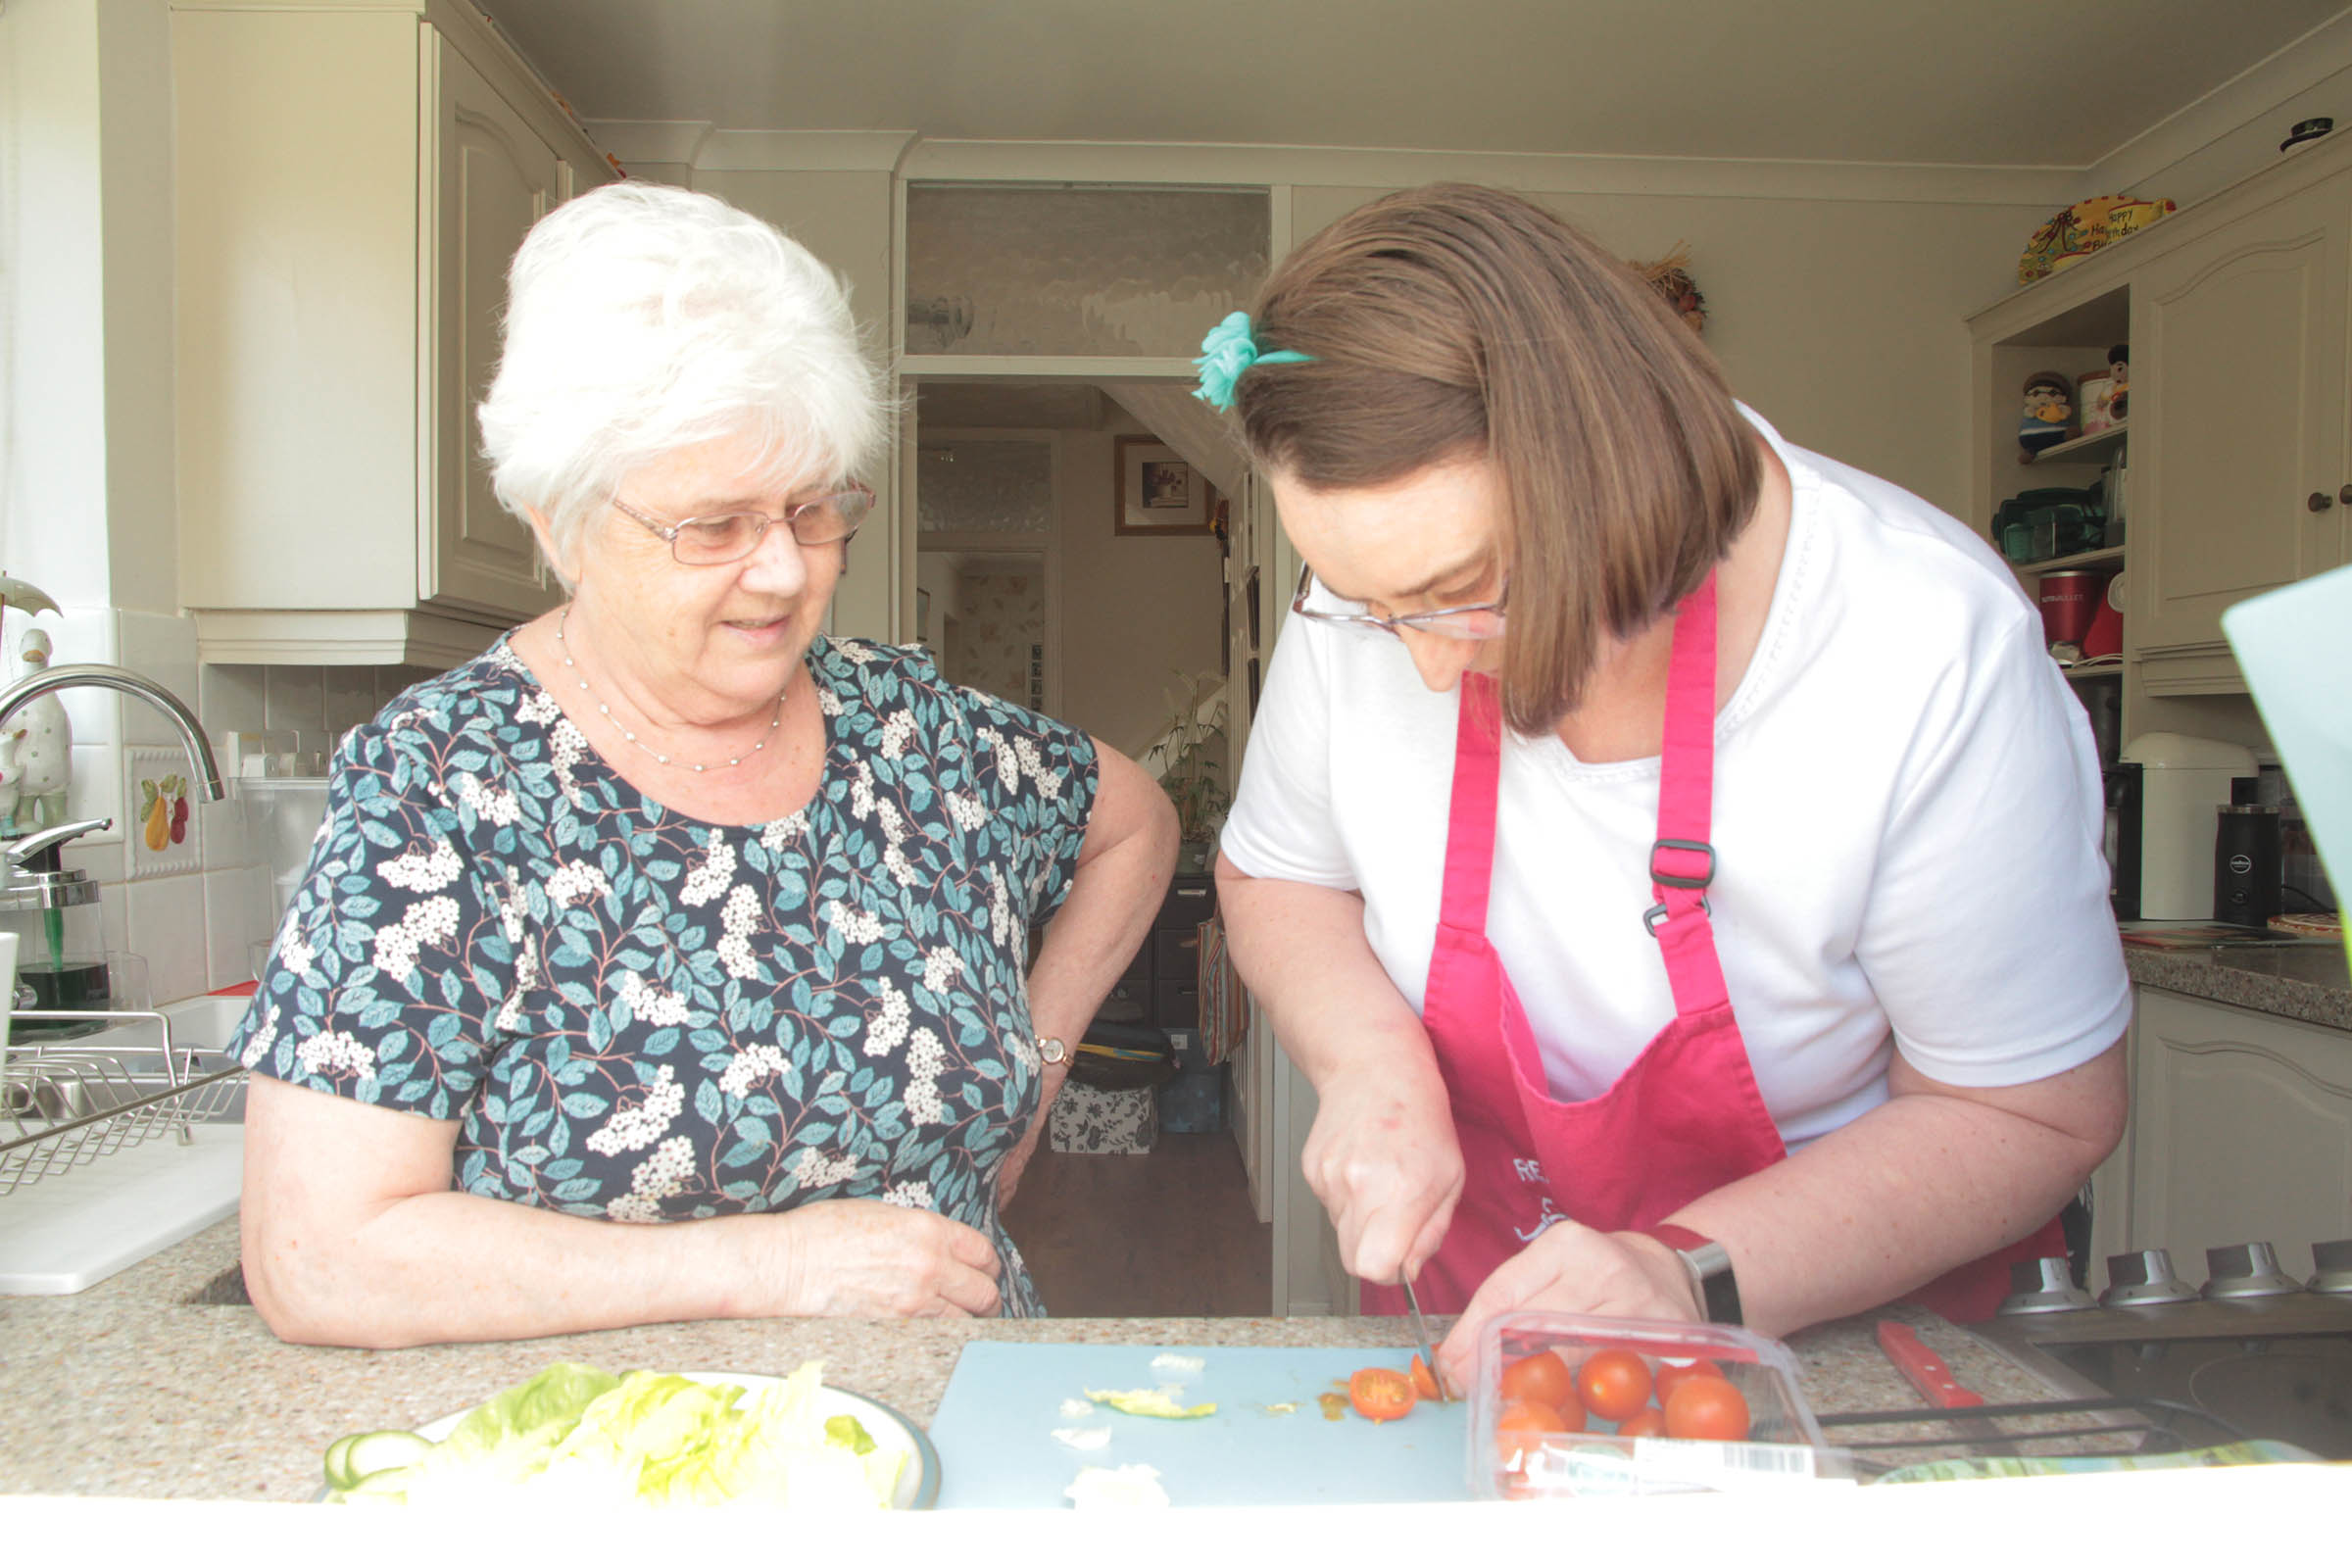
{"left": 1006, "top": 1128, "right": 1273, "bottom": 1318}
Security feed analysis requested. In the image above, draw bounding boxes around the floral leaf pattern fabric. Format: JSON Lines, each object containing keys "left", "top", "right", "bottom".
{"left": 231, "top": 635, "right": 1101, "bottom": 1318}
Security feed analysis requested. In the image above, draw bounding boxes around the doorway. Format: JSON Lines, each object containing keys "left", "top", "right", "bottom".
{"left": 906, "top": 378, "right": 1273, "bottom": 1313}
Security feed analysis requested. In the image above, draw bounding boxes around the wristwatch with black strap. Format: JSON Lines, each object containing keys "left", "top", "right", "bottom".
{"left": 1645, "top": 1222, "right": 1742, "bottom": 1326}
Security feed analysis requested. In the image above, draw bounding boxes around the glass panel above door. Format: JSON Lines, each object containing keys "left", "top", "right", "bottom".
{"left": 917, "top": 438, "right": 1054, "bottom": 535}
{"left": 905, "top": 185, "right": 1270, "bottom": 357}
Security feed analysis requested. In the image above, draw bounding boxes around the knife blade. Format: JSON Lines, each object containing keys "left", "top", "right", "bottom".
{"left": 1400, "top": 1275, "right": 1448, "bottom": 1401}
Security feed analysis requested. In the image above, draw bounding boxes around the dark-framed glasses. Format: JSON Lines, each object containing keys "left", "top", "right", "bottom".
{"left": 1289, "top": 560, "right": 1507, "bottom": 641}
{"left": 612, "top": 480, "right": 876, "bottom": 565}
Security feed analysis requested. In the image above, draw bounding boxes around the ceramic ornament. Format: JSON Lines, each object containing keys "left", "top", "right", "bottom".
{"left": 7, "top": 628, "right": 71, "bottom": 831}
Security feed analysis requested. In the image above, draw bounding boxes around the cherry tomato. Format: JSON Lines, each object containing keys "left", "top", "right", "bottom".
{"left": 1662, "top": 1374, "right": 1751, "bottom": 1442}
{"left": 1652, "top": 1357, "right": 1725, "bottom": 1402}
{"left": 1575, "top": 1348, "right": 1654, "bottom": 1422}
{"left": 1493, "top": 1396, "right": 1583, "bottom": 1467}
{"left": 1613, "top": 1406, "right": 1667, "bottom": 1438}
{"left": 1498, "top": 1348, "right": 1574, "bottom": 1408}
{"left": 1348, "top": 1365, "right": 1418, "bottom": 1423}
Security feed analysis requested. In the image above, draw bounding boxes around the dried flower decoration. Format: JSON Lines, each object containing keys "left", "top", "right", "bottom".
{"left": 1636, "top": 243, "right": 1707, "bottom": 335}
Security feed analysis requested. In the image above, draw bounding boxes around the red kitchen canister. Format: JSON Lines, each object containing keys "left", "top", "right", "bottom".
{"left": 2037, "top": 569, "right": 2107, "bottom": 650}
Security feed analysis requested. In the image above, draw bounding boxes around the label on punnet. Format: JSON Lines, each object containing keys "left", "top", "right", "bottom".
{"left": 1630, "top": 1438, "right": 1838, "bottom": 1493}
{"left": 1518, "top": 1439, "right": 1841, "bottom": 1498}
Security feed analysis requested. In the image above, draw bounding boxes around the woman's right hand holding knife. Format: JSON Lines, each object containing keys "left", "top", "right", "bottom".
{"left": 1214, "top": 855, "right": 1465, "bottom": 1286}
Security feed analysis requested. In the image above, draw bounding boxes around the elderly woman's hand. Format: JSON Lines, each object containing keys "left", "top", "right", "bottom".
{"left": 759, "top": 1199, "right": 1004, "bottom": 1317}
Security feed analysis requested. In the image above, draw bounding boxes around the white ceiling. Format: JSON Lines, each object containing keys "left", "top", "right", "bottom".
{"left": 478, "top": 0, "right": 2349, "bottom": 168}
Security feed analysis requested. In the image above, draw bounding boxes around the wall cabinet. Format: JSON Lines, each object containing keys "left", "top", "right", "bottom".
{"left": 2118, "top": 988, "right": 2352, "bottom": 1285}
{"left": 1970, "top": 133, "right": 2352, "bottom": 720}
{"left": 2132, "top": 171, "right": 2352, "bottom": 663}
{"left": 173, "top": 2, "right": 608, "bottom": 666}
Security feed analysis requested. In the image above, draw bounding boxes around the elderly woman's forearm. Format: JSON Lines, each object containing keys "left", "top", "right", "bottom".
{"left": 1024, "top": 750, "right": 1177, "bottom": 1041}
{"left": 244, "top": 1190, "right": 761, "bottom": 1348}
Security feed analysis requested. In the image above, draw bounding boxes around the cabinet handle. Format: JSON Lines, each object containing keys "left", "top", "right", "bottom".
{"left": 2310, "top": 491, "right": 2335, "bottom": 513}
{"left": 2339, "top": 484, "right": 2352, "bottom": 506}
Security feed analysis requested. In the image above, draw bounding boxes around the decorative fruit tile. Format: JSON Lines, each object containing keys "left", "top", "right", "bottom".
{"left": 123, "top": 745, "right": 203, "bottom": 880}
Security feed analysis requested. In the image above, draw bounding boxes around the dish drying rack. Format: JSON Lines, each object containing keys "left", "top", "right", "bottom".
{"left": 1, "top": 1009, "right": 246, "bottom": 1195}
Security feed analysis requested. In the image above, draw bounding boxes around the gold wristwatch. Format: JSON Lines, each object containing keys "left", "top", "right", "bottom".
{"left": 1036, "top": 1035, "right": 1069, "bottom": 1066}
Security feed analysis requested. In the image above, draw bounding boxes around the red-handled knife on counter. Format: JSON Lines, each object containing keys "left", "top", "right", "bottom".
{"left": 1876, "top": 1320, "right": 1985, "bottom": 1408}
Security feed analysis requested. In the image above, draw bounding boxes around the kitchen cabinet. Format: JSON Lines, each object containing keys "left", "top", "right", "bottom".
{"left": 172, "top": 1, "right": 609, "bottom": 667}
{"left": 2120, "top": 988, "right": 2352, "bottom": 1284}
{"left": 2131, "top": 170, "right": 2352, "bottom": 666}
{"left": 1969, "top": 131, "right": 2352, "bottom": 725}
{"left": 1096, "top": 872, "right": 1217, "bottom": 1029}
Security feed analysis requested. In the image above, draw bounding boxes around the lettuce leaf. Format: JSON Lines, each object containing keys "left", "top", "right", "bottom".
{"left": 329, "top": 1361, "right": 900, "bottom": 1510}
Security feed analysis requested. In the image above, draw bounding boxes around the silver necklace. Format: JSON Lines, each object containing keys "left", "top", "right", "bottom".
{"left": 554, "top": 606, "right": 783, "bottom": 772}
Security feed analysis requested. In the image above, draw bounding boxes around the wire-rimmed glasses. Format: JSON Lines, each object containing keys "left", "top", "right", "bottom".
{"left": 1288, "top": 560, "right": 1507, "bottom": 640}
{"left": 612, "top": 480, "right": 877, "bottom": 565}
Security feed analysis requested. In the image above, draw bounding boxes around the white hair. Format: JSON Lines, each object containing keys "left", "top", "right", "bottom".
{"left": 477, "top": 182, "right": 887, "bottom": 578}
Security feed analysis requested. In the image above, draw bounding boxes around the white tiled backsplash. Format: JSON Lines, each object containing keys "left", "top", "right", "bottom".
{"left": 30, "top": 605, "right": 434, "bottom": 1005}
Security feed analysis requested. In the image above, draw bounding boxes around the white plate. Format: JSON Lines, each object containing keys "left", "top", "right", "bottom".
{"left": 335, "top": 1369, "right": 940, "bottom": 1509}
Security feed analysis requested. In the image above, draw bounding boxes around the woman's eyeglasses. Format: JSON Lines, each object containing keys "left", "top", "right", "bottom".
{"left": 1289, "top": 560, "right": 1507, "bottom": 641}
{"left": 612, "top": 481, "right": 877, "bottom": 565}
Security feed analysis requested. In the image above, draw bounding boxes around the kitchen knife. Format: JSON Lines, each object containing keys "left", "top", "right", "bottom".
{"left": 1876, "top": 1320, "right": 1984, "bottom": 1407}
{"left": 1401, "top": 1275, "right": 1448, "bottom": 1401}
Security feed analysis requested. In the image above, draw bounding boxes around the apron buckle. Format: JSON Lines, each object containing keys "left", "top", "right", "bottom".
{"left": 1644, "top": 896, "right": 1711, "bottom": 935}
{"left": 1649, "top": 837, "right": 1716, "bottom": 890}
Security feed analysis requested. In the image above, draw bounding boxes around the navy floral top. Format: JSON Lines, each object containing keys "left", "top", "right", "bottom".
{"left": 232, "top": 636, "right": 1100, "bottom": 1317}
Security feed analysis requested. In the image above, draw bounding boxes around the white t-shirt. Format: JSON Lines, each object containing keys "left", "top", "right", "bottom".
{"left": 1220, "top": 411, "right": 2132, "bottom": 1148}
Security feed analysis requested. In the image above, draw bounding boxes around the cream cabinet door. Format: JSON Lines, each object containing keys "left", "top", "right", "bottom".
{"left": 2132, "top": 172, "right": 2352, "bottom": 656}
{"left": 422, "top": 34, "right": 565, "bottom": 619}
{"left": 2130, "top": 988, "right": 2352, "bottom": 1284}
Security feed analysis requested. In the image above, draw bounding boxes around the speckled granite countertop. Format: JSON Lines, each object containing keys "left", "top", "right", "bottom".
{"left": 0, "top": 1220, "right": 2123, "bottom": 1502}
{"left": 2126, "top": 942, "right": 2352, "bottom": 1031}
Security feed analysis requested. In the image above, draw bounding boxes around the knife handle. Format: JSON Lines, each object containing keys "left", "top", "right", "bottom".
{"left": 1876, "top": 1320, "right": 1984, "bottom": 1408}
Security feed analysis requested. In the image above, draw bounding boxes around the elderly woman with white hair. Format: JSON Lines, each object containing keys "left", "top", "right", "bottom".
{"left": 233, "top": 183, "right": 1177, "bottom": 1347}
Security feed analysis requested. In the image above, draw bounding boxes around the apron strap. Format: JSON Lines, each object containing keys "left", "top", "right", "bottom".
{"left": 1438, "top": 673, "right": 1505, "bottom": 934}
{"left": 1649, "top": 574, "right": 1731, "bottom": 1016}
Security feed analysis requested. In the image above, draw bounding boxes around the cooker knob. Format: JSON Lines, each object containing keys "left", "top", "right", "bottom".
{"left": 2307, "top": 1239, "right": 2352, "bottom": 1297}
{"left": 2101, "top": 1250, "right": 2200, "bottom": 1307}
{"left": 2200, "top": 1242, "right": 2303, "bottom": 1299}
{"left": 1996, "top": 1255, "right": 2098, "bottom": 1315}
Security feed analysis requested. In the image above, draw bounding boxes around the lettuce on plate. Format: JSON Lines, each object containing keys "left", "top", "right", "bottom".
{"left": 329, "top": 1361, "right": 902, "bottom": 1509}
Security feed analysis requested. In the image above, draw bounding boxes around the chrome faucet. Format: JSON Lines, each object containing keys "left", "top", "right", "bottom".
{"left": 0, "top": 662, "right": 227, "bottom": 810}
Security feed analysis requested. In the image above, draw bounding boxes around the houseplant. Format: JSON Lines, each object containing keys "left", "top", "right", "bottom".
{"left": 1146, "top": 669, "right": 1230, "bottom": 872}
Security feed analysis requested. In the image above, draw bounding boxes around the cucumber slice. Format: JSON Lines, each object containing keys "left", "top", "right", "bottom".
{"left": 321, "top": 1433, "right": 361, "bottom": 1491}
{"left": 336, "top": 1430, "right": 434, "bottom": 1487}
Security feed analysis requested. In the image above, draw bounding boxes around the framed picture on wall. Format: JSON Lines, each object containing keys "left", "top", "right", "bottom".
{"left": 1113, "top": 435, "right": 1212, "bottom": 536}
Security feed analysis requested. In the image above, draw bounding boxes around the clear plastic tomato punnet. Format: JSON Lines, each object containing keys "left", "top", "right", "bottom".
{"left": 1470, "top": 1309, "right": 1857, "bottom": 1500}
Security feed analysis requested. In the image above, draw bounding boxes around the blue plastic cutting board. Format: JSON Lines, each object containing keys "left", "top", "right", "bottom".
{"left": 926, "top": 1343, "right": 1475, "bottom": 1508}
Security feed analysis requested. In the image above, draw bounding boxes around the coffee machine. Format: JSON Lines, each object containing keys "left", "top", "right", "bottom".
{"left": 2110, "top": 733, "right": 2259, "bottom": 920}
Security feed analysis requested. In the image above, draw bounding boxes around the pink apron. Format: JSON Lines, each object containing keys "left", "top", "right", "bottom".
{"left": 1361, "top": 575, "right": 2057, "bottom": 1326}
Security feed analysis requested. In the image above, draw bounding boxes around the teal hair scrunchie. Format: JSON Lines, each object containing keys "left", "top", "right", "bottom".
{"left": 1192, "top": 311, "right": 1312, "bottom": 412}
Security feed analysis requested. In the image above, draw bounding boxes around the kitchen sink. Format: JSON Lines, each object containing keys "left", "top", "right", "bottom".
{"left": 1, "top": 993, "right": 256, "bottom": 1296}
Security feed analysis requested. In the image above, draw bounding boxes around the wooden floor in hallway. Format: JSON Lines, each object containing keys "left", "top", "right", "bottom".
{"left": 1005, "top": 1127, "right": 1273, "bottom": 1318}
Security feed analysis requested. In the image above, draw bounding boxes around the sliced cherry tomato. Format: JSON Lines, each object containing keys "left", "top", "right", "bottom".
{"left": 1348, "top": 1365, "right": 1418, "bottom": 1423}
{"left": 1493, "top": 1396, "right": 1582, "bottom": 1467}
{"left": 1662, "top": 1374, "right": 1751, "bottom": 1442}
{"left": 1613, "top": 1406, "right": 1667, "bottom": 1438}
{"left": 1497, "top": 1348, "right": 1574, "bottom": 1408}
{"left": 1408, "top": 1354, "right": 1442, "bottom": 1401}
{"left": 1652, "top": 1357, "right": 1725, "bottom": 1402}
{"left": 1574, "top": 1348, "right": 1654, "bottom": 1422}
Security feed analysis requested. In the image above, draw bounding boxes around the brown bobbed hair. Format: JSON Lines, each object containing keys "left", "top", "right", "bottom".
{"left": 1233, "top": 183, "right": 1761, "bottom": 735}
